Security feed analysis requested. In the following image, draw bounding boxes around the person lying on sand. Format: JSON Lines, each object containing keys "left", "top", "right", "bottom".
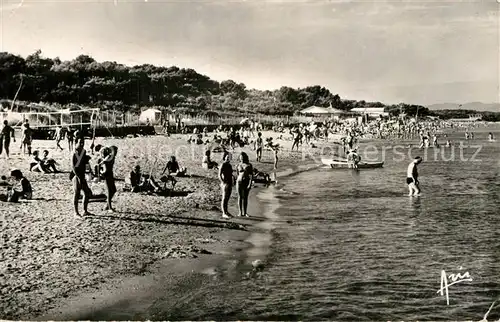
{"left": 7, "top": 169, "right": 33, "bottom": 202}
{"left": 202, "top": 150, "right": 218, "bottom": 170}
{"left": 162, "top": 155, "right": 187, "bottom": 177}
{"left": 128, "top": 165, "right": 161, "bottom": 193}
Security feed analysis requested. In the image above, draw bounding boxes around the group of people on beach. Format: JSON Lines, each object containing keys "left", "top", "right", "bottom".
{"left": 0, "top": 115, "right": 496, "bottom": 221}
{"left": 0, "top": 119, "right": 35, "bottom": 159}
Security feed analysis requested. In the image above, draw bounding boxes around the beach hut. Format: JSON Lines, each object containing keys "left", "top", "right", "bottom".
{"left": 139, "top": 108, "right": 162, "bottom": 125}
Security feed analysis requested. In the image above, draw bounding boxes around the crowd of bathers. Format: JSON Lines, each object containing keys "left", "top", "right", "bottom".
{"left": 0, "top": 119, "right": 279, "bottom": 221}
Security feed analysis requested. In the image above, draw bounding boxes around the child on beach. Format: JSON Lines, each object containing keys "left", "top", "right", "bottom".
{"left": 7, "top": 169, "right": 33, "bottom": 202}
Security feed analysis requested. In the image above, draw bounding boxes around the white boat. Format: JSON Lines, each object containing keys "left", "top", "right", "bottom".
{"left": 321, "top": 158, "right": 384, "bottom": 169}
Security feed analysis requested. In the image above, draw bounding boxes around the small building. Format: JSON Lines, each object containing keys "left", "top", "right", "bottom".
{"left": 139, "top": 108, "right": 162, "bottom": 125}
{"left": 351, "top": 107, "right": 389, "bottom": 117}
{"left": 449, "top": 115, "right": 482, "bottom": 122}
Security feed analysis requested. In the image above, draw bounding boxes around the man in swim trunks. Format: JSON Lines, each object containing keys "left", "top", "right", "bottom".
{"left": 21, "top": 122, "right": 33, "bottom": 156}
{"left": 71, "top": 138, "right": 92, "bottom": 217}
{"left": 407, "top": 156, "right": 422, "bottom": 196}
{"left": 219, "top": 154, "right": 233, "bottom": 219}
{"left": 255, "top": 132, "right": 263, "bottom": 162}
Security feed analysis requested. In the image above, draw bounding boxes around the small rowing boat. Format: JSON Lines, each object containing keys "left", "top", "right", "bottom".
{"left": 321, "top": 158, "right": 384, "bottom": 169}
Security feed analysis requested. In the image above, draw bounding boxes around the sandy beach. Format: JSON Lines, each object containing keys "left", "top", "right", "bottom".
{"left": 0, "top": 130, "right": 330, "bottom": 319}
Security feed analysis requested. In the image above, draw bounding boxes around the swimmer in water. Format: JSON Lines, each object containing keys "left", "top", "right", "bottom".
{"left": 406, "top": 156, "right": 422, "bottom": 196}
{"left": 488, "top": 132, "right": 494, "bottom": 141}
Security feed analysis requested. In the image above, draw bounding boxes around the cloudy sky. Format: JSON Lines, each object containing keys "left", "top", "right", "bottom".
{"left": 0, "top": 0, "right": 498, "bottom": 105}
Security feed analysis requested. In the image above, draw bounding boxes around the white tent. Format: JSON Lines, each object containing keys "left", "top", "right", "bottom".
{"left": 300, "top": 105, "right": 345, "bottom": 115}
{"left": 139, "top": 108, "right": 162, "bottom": 125}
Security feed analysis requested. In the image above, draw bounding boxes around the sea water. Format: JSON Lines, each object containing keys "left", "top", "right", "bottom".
{"left": 156, "top": 128, "right": 500, "bottom": 321}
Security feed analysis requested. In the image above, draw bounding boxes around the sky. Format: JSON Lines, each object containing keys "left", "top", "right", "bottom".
{"left": 0, "top": 0, "right": 498, "bottom": 106}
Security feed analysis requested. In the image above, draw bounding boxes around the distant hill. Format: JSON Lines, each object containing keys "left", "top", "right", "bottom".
{"left": 427, "top": 102, "right": 500, "bottom": 112}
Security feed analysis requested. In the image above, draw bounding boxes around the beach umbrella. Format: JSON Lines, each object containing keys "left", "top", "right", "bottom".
{"left": 240, "top": 118, "right": 250, "bottom": 124}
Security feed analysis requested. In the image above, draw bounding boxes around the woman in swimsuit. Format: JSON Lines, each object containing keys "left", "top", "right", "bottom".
{"left": 236, "top": 152, "right": 253, "bottom": 217}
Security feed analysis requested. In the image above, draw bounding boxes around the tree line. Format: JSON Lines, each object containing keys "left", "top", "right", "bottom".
{"left": 1, "top": 50, "right": 498, "bottom": 121}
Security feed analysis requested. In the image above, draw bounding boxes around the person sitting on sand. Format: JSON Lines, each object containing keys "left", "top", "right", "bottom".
{"left": 29, "top": 150, "right": 47, "bottom": 173}
{"left": 196, "top": 133, "right": 204, "bottom": 145}
{"left": 41, "top": 150, "right": 59, "bottom": 173}
{"left": 7, "top": 169, "right": 33, "bottom": 202}
{"left": 202, "top": 150, "right": 218, "bottom": 170}
{"left": 162, "top": 156, "right": 187, "bottom": 177}
{"left": 128, "top": 165, "right": 161, "bottom": 193}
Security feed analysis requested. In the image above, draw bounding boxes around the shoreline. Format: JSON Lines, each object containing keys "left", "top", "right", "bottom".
{"left": 0, "top": 129, "right": 325, "bottom": 320}
{"left": 34, "top": 160, "right": 321, "bottom": 320}
{"left": 7, "top": 127, "right": 495, "bottom": 319}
